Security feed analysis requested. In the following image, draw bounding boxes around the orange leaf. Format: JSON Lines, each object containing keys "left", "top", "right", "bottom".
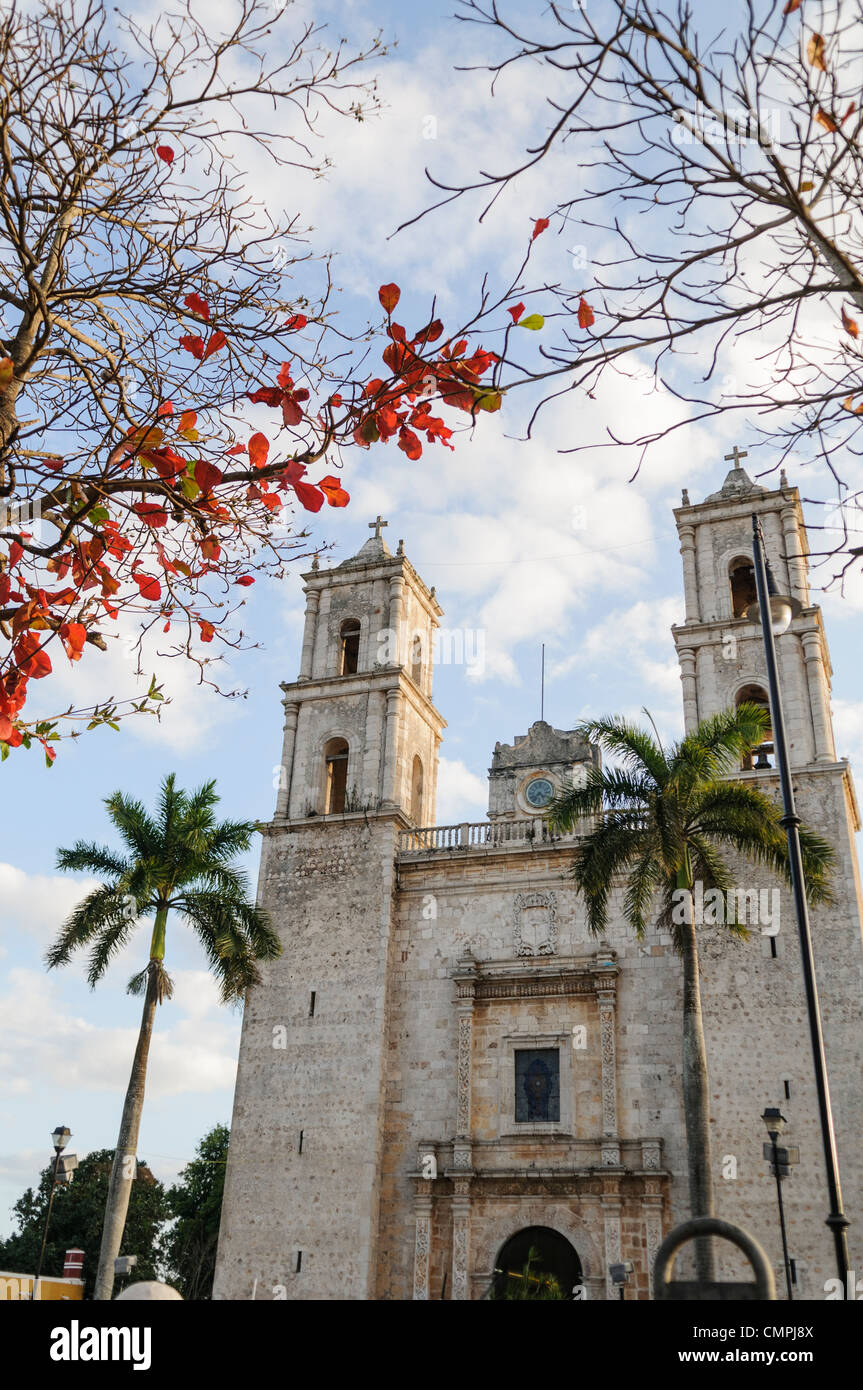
{"left": 248, "top": 433, "right": 269, "bottom": 469}
{"left": 194, "top": 460, "right": 222, "bottom": 493}
{"left": 198, "top": 619, "right": 215, "bottom": 642}
{"left": 379, "top": 283, "right": 401, "bottom": 314}
{"left": 293, "top": 481, "right": 324, "bottom": 512}
{"left": 807, "top": 34, "right": 827, "bottom": 72}
{"left": 783, "top": 0, "right": 802, "bottom": 11}
{"left": 178, "top": 410, "right": 197, "bottom": 431}
{"left": 578, "top": 297, "right": 595, "bottom": 329}
{"left": 200, "top": 536, "right": 221, "bottom": 561}
{"left": 842, "top": 306, "right": 859, "bottom": 338}
{"left": 318, "top": 475, "right": 350, "bottom": 507}
{"left": 815, "top": 107, "right": 837, "bottom": 132}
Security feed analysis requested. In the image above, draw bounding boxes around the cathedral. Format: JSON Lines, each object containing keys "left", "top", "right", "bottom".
{"left": 213, "top": 463, "right": 863, "bottom": 1300}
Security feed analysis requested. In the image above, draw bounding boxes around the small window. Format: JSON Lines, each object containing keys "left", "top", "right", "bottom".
{"left": 324, "top": 738, "right": 349, "bottom": 813}
{"left": 737, "top": 684, "right": 772, "bottom": 769}
{"left": 340, "top": 620, "right": 360, "bottom": 675}
{"left": 410, "top": 633, "right": 423, "bottom": 686}
{"left": 729, "top": 558, "right": 757, "bottom": 619}
{"left": 515, "top": 1048, "right": 560, "bottom": 1123}
{"left": 410, "top": 755, "right": 424, "bottom": 824}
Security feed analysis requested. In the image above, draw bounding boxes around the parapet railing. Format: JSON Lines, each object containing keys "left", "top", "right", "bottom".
{"left": 397, "top": 818, "right": 581, "bottom": 854}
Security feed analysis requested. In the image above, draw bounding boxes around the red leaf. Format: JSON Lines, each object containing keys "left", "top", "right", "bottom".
{"left": 9, "top": 540, "right": 23, "bottom": 567}
{"left": 532, "top": 217, "right": 550, "bottom": 240}
{"left": 156, "top": 145, "right": 175, "bottom": 164}
{"left": 293, "top": 481, "right": 324, "bottom": 512}
{"left": 62, "top": 622, "right": 87, "bottom": 661}
{"left": 200, "top": 536, "right": 221, "bottom": 562}
{"left": 184, "top": 292, "right": 210, "bottom": 321}
{"left": 179, "top": 333, "right": 205, "bottom": 360}
{"left": 203, "top": 330, "right": 227, "bottom": 360}
{"left": 0, "top": 714, "right": 13, "bottom": 741}
{"left": 398, "top": 425, "right": 423, "bottom": 460}
{"left": 276, "top": 361, "right": 294, "bottom": 389}
{"left": 842, "top": 306, "right": 859, "bottom": 338}
{"left": 507, "top": 302, "right": 526, "bottom": 324}
{"left": 318, "top": 476, "right": 350, "bottom": 508}
{"left": 578, "top": 297, "right": 595, "bottom": 329}
{"left": 284, "top": 314, "right": 307, "bottom": 331}
{"left": 413, "top": 318, "right": 444, "bottom": 346}
{"left": 194, "top": 460, "right": 223, "bottom": 493}
{"left": 225, "top": 443, "right": 247, "bottom": 456}
{"left": 13, "top": 630, "right": 52, "bottom": 678}
{"left": 248, "top": 433, "right": 269, "bottom": 469}
{"left": 282, "top": 395, "right": 304, "bottom": 427}
{"left": 783, "top": 0, "right": 802, "bottom": 10}
{"left": 379, "top": 283, "right": 401, "bottom": 314}
{"left": 178, "top": 409, "right": 197, "bottom": 432}
{"left": 157, "top": 402, "right": 174, "bottom": 416}
{"left": 247, "top": 386, "right": 284, "bottom": 408}
{"left": 133, "top": 501, "right": 168, "bottom": 528}
{"left": 133, "top": 573, "right": 162, "bottom": 601}
{"left": 235, "top": 575, "right": 255, "bottom": 586}
{"left": 198, "top": 619, "right": 215, "bottom": 642}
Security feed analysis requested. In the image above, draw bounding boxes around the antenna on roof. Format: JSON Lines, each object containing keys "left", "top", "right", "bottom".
{"left": 541, "top": 644, "right": 545, "bottom": 722}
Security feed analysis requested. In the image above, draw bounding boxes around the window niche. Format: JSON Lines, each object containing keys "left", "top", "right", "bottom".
{"left": 736, "top": 683, "right": 773, "bottom": 769}
{"left": 729, "top": 557, "right": 757, "bottom": 619}
{"left": 410, "top": 754, "right": 424, "bottom": 825}
{"left": 499, "top": 1033, "right": 572, "bottom": 1136}
{"left": 339, "top": 619, "right": 361, "bottom": 675}
{"left": 323, "top": 737, "right": 349, "bottom": 813}
{"left": 515, "top": 1048, "right": 561, "bottom": 1123}
{"left": 410, "top": 632, "right": 423, "bottom": 687}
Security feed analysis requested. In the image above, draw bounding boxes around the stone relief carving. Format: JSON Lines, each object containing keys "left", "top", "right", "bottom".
{"left": 456, "top": 1014, "right": 472, "bottom": 1135}
{"left": 413, "top": 1214, "right": 430, "bottom": 1301}
{"left": 513, "top": 891, "right": 558, "bottom": 956}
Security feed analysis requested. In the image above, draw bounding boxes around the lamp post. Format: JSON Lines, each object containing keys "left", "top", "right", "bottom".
{"left": 761, "top": 1108, "right": 795, "bottom": 1301}
{"left": 748, "top": 514, "right": 851, "bottom": 1286}
{"left": 33, "top": 1125, "right": 71, "bottom": 1300}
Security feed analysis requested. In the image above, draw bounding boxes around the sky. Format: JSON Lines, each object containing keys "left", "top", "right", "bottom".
{"left": 3, "top": 0, "right": 863, "bottom": 1241}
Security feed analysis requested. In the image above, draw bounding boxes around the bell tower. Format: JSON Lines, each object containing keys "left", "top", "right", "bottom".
{"left": 275, "top": 516, "right": 444, "bottom": 824}
{"left": 214, "top": 522, "right": 445, "bottom": 1301}
{"left": 671, "top": 452, "right": 863, "bottom": 1291}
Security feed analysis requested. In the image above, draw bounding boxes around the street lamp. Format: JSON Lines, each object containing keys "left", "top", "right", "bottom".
{"left": 33, "top": 1126, "right": 72, "bottom": 1300}
{"left": 749, "top": 514, "right": 851, "bottom": 1287}
{"left": 609, "top": 1260, "right": 634, "bottom": 1301}
{"left": 761, "top": 1108, "right": 798, "bottom": 1301}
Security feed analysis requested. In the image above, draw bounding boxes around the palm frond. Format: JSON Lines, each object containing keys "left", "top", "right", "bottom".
{"left": 574, "top": 716, "right": 669, "bottom": 786}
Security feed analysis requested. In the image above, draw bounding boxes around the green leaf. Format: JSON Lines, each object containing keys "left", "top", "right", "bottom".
{"left": 474, "top": 390, "right": 503, "bottom": 413}
{"left": 517, "top": 314, "right": 545, "bottom": 331}
{"left": 1, "top": 743, "right": 9, "bottom": 761}
{"left": 88, "top": 507, "right": 109, "bottom": 524}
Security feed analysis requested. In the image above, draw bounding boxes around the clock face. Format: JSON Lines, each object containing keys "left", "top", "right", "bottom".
{"left": 525, "top": 776, "right": 554, "bottom": 808}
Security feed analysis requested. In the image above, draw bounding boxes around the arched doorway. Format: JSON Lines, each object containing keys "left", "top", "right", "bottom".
{"left": 491, "top": 1226, "right": 582, "bottom": 1300}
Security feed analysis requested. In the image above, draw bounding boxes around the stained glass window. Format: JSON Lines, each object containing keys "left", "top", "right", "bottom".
{"left": 515, "top": 1048, "right": 560, "bottom": 1122}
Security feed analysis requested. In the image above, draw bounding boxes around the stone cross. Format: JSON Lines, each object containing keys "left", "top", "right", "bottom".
{"left": 369, "top": 515, "right": 388, "bottom": 540}
{"left": 724, "top": 445, "right": 748, "bottom": 466}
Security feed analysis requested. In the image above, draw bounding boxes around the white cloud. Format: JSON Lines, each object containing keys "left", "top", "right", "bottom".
{"left": 435, "top": 757, "right": 487, "bottom": 824}
{"left": 0, "top": 863, "right": 99, "bottom": 946}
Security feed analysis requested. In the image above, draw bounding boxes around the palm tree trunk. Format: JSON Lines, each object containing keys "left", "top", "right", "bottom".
{"left": 93, "top": 960, "right": 159, "bottom": 1300}
{"left": 681, "top": 903, "right": 717, "bottom": 1284}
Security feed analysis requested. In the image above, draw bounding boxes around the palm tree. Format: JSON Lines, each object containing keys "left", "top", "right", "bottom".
{"left": 546, "top": 704, "right": 834, "bottom": 1285}
{"left": 46, "top": 773, "right": 281, "bottom": 1301}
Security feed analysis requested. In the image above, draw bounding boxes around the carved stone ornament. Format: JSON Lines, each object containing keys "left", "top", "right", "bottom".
{"left": 513, "top": 891, "right": 558, "bottom": 957}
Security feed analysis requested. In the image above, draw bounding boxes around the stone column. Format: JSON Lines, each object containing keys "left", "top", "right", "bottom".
{"left": 453, "top": 954, "right": 476, "bottom": 1143}
{"left": 381, "top": 688, "right": 401, "bottom": 806}
{"left": 451, "top": 1178, "right": 472, "bottom": 1301}
{"left": 781, "top": 504, "right": 810, "bottom": 606}
{"left": 679, "top": 524, "right": 700, "bottom": 623}
{"left": 412, "top": 1192, "right": 432, "bottom": 1301}
{"left": 802, "top": 629, "right": 836, "bottom": 762}
{"left": 678, "top": 648, "right": 699, "bottom": 734}
{"left": 298, "top": 587, "right": 321, "bottom": 680}
{"left": 364, "top": 688, "right": 387, "bottom": 805}
{"left": 276, "top": 700, "right": 300, "bottom": 818}
{"left": 601, "top": 1179, "right": 623, "bottom": 1301}
{"left": 641, "top": 1181, "right": 664, "bottom": 1300}
{"left": 598, "top": 985, "right": 620, "bottom": 1166}
{"left": 388, "top": 574, "right": 405, "bottom": 666}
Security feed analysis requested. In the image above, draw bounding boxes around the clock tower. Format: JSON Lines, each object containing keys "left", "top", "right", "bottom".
{"left": 488, "top": 720, "right": 598, "bottom": 821}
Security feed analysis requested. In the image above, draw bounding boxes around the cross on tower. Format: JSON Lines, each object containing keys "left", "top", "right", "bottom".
{"left": 369, "top": 515, "right": 388, "bottom": 540}
{"left": 724, "top": 445, "right": 749, "bottom": 466}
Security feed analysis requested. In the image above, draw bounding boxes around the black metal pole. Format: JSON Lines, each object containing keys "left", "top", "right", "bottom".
{"left": 33, "top": 1146, "right": 63, "bottom": 1300}
{"left": 752, "top": 514, "right": 851, "bottom": 1287}
{"left": 770, "top": 1135, "right": 794, "bottom": 1301}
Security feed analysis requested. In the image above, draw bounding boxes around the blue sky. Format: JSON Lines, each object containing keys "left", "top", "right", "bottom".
{"left": 3, "top": 0, "right": 863, "bottom": 1239}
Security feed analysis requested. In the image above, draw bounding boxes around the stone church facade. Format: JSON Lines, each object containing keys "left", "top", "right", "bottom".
{"left": 214, "top": 468, "right": 863, "bottom": 1300}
